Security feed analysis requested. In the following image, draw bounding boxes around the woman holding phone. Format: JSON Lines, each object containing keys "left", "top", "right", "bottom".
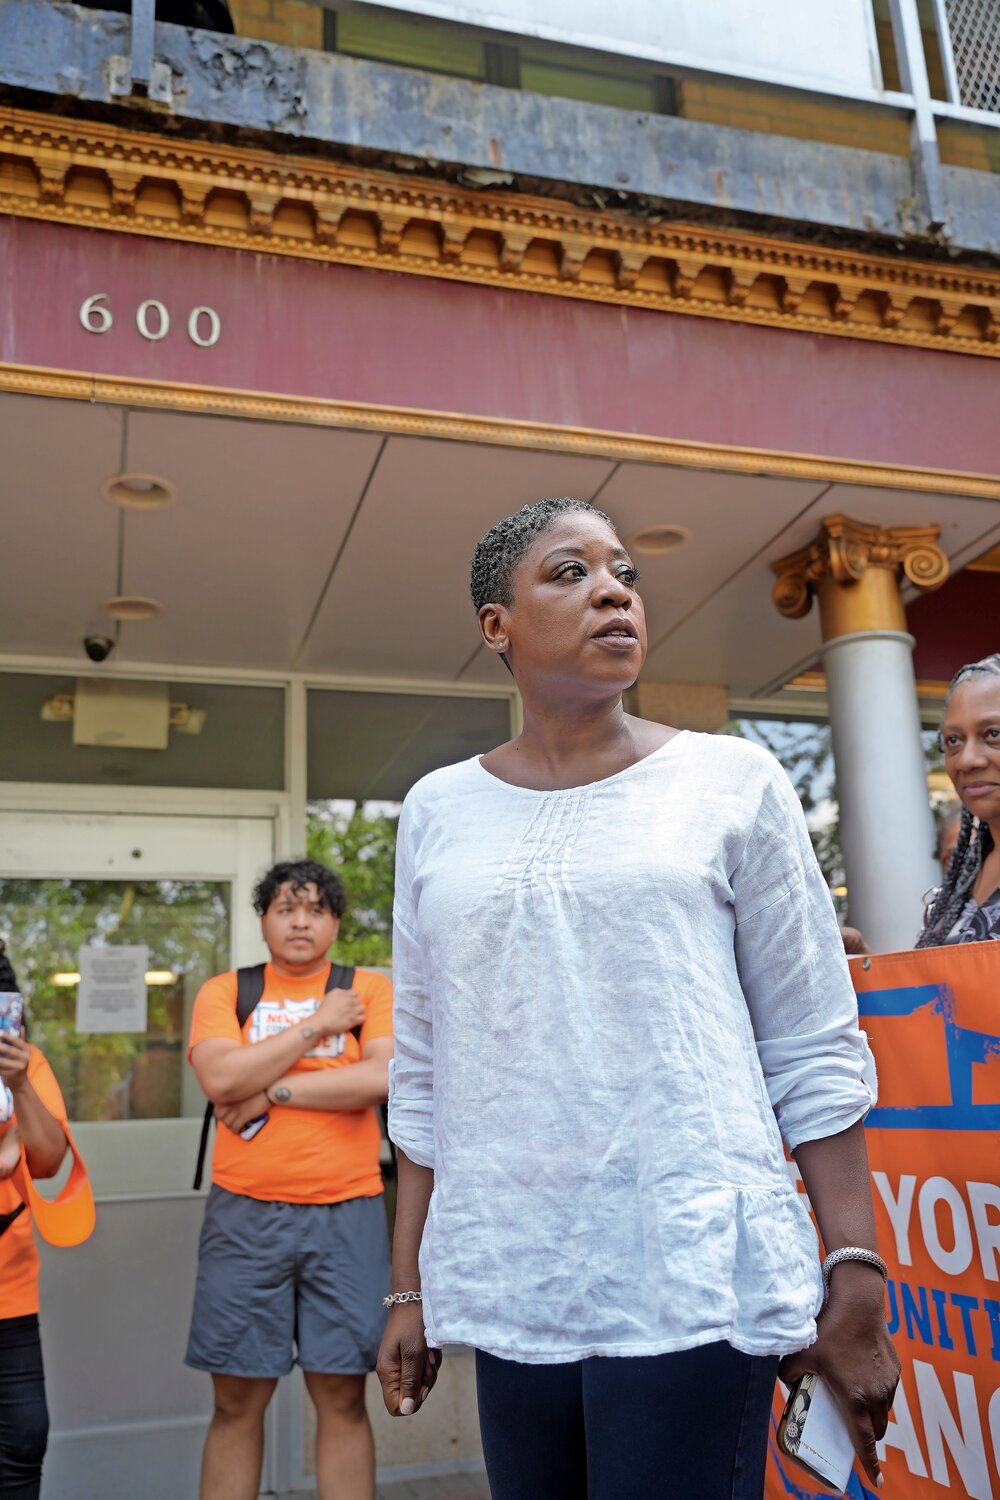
{"left": 0, "top": 941, "right": 70, "bottom": 1500}
{"left": 377, "top": 499, "right": 899, "bottom": 1499}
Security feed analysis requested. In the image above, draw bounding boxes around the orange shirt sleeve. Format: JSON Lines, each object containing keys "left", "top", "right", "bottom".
{"left": 26, "top": 1046, "right": 68, "bottom": 1124}
{"left": 188, "top": 971, "right": 241, "bottom": 1056}
{"left": 356, "top": 969, "right": 393, "bottom": 1049}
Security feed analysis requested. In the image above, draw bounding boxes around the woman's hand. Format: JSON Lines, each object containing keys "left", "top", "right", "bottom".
{"left": 0, "top": 1033, "right": 31, "bottom": 1094}
{"left": 214, "top": 1092, "right": 269, "bottom": 1134}
{"left": 779, "top": 1266, "right": 899, "bottom": 1489}
{"left": 839, "top": 926, "right": 872, "bottom": 957}
{"left": 376, "top": 1301, "right": 441, "bottom": 1416}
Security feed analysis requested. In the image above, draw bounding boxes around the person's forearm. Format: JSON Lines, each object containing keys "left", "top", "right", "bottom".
{"left": 269, "top": 1059, "right": 389, "bottom": 1111}
{"left": 196, "top": 1023, "right": 329, "bottom": 1104}
{"left": 11, "top": 1082, "right": 66, "bottom": 1178}
{"left": 391, "top": 1150, "right": 434, "bottom": 1291}
{"left": 794, "top": 1119, "right": 885, "bottom": 1300}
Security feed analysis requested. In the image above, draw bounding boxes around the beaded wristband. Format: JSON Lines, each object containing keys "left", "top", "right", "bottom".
{"left": 821, "top": 1246, "right": 888, "bottom": 1293}
{"left": 383, "top": 1290, "right": 423, "bottom": 1308}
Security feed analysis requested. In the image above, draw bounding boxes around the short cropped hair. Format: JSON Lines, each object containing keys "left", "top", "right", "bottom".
{"left": 470, "top": 498, "right": 615, "bottom": 612}
{"left": 253, "top": 858, "right": 347, "bottom": 918}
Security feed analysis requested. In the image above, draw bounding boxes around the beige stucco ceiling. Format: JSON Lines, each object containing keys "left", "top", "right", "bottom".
{"left": 3, "top": 392, "right": 999, "bottom": 700}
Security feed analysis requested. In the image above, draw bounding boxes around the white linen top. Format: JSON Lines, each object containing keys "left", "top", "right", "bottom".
{"left": 388, "top": 732, "right": 877, "bottom": 1363}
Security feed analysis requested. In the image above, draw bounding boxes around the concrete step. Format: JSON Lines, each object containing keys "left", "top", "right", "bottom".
{"left": 273, "top": 1471, "right": 489, "bottom": 1500}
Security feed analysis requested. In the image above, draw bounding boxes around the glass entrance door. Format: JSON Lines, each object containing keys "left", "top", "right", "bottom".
{"left": 0, "top": 875, "right": 230, "bottom": 1124}
{"left": 0, "top": 806, "right": 278, "bottom": 1500}
{"left": 0, "top": 810, "right": 273, "bottom": 1194}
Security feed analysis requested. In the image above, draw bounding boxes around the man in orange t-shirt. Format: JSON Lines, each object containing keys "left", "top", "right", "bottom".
{"left": 187, "top": 858, "right": 393, "bottom": 1500}
{"left": 0, "top": 944, "right": 70, "bottom": 1500}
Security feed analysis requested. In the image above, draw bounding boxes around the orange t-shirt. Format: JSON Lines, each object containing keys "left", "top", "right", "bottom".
{"left": 0, "top": 1047, "right": 68, "bottom": 1320}
{"left": 188, "top": 963, "right": 393, "bottom": 1205}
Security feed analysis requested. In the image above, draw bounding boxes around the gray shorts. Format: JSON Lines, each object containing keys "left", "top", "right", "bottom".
{"left": 185, "top": 1187, "right": 390, "bottom": 1378}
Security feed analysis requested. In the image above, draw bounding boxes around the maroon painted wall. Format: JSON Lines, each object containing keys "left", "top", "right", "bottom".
{"left": 2, "top": 216, "right": 999, "bottom": 474}
{"left": 908, "top": 570, "right": 1000, "bottom": 681}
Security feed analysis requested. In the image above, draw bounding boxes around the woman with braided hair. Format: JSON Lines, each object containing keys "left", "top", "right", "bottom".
{"left": 917, "top": 653, "right": 1000, "bottom": 947}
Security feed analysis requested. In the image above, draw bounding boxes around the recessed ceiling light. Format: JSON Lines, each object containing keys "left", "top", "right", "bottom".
{"left": 103, "top": 595, "right": 165, "bottom": 621}
{"left": 628, "top": 525, "right": 693, "bottom": 556}
{"left": 101, "top": 473, "right": 177, "bottom": 511}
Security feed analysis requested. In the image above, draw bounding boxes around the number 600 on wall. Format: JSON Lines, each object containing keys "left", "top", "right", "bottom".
{"left": 79, "top": 294, "right": 222, "bottom": 348}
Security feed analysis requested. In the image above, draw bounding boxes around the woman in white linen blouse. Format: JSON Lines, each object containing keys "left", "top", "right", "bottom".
{"left": 377, "top": 499, "right": 899, "bottom": 1500}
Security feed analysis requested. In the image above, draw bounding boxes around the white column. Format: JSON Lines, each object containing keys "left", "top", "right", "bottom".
{"left": 772, "top": 515, "right": 948, "bottom": 954}
{"left": 823, "top": 630, "right": 938, "bottom": 952}
{"left": 280, "top": 678, "right": 308, "bottom": 858}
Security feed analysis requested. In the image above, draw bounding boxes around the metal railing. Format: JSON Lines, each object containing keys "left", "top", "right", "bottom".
{"left": 15, "top": 0, "right": 1000, "bottom": 237}
{"left": 934, "top": 0, "right": 1000, "bottom": 114}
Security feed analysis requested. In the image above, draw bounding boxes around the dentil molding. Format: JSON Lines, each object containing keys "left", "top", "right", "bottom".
{"left": 2, "top": 107, "right": 1000, "bottom": 356}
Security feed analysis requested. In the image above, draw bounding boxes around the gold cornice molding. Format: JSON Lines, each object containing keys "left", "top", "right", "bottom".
{"left": 968, "top": 542, "right": 1000, "bottom": 572}
{"left": 4, "top": 361, "right": 1000, "bottom": 502}
{"left": 789, "top": 670, "right": 951, "bottom": 701}
{"left": 771, "top": 514, "right": 950, "bottom": 638}
{"left": 3, "top": 107, "right": 1000, "bottom": 357}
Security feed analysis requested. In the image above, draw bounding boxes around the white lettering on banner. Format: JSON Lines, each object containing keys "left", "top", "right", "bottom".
{"left": 877, "top": 1363, "right": 1000, "bottom": 1492}
{"left": 968, "top": 1182, "right": 1000, "bottom": 1281}
{"left": 912, "top": 1361, "right": 991, "bottom": 1499}
{"left": 874, "top": 1172, "right": 1000, "bottom": 1279}
{"left": 874, "top": 1171, "right": 917, "bottom": 1265}
{"left": 990, "top": 1387, "right": 1000, "bottom": 1476}
{"left": 877, "top": 1376, "right": 929, "bottom": 1478}
{"left": 919, "top": 1177, "right": 976, "bottom": 1277}
{"left": 78, "top": 295, "right": 221, "bottom": 346}
{"left": 248, "top": 999, "right": 346, "bottom": 1059}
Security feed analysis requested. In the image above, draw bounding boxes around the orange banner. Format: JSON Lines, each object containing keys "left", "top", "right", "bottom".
{"left": 765, "top": 940, "right": 1000, "bottom": 1500}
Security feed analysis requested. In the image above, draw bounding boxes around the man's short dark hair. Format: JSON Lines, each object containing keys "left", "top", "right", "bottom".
{"left": 469, "top": 498, "right": 615, "bottom": 613}
{"left": 253, "top": 859, "right": 347, "bottom": 918}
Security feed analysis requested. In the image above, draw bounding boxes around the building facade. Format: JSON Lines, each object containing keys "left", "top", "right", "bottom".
{"left": 1, "top": 1, "right": 999, "bottom": 1494}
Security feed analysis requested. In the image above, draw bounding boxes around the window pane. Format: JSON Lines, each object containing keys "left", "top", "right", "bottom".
{"left": 520, "top": 55, "right": 659, "bottom": 110}
{"left": 0, "top": 878, "right": 230, "bottom": 1121}
{"left": 334, "top": 11, "right": 487, "bottom": 78}
{"left": 307, "top": 689, "right": 511, "bottom": 803}
{"left": 0, "top": 674, "right": 284, "bottom": 790}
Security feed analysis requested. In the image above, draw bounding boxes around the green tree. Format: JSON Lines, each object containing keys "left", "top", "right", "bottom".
{"left": 730, "top": 718, "right": 946, "bottom": 916}
{"left": 306, "top": 803, "right": 397, "bottom": 966}
{"left": 0, "top": 877, "right": 229, "bottom": 1120}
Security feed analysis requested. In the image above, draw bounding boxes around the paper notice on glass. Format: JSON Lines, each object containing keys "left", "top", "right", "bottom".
{"left": 76, "top": 945, "right": 149, "bottom": 1034}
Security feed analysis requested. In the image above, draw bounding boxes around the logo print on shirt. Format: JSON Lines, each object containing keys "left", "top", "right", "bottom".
{"left": 248, "top": 998, "right": 346, "bottom": 1058}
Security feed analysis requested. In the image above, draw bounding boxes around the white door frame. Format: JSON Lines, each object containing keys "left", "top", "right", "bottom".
{"left": 0, "top": 791, "right": 291, "bottom": 1498}
{"left": 0, "top": 798, "right": 280, "bottom": 1193}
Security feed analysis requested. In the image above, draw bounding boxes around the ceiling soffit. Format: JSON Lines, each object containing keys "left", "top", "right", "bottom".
{"left": 2, "top": 108, "right": 1000, "bottom": 359}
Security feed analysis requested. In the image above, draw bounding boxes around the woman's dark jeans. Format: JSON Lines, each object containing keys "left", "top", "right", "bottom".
{"left": 0, "top": 1315, "right": 49, "bottom": 1500}
{"left": 476, "top": 1340, "right": 779, "bottom": 1500}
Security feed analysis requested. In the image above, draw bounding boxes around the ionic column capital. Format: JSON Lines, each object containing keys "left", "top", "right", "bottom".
{"left": 770, "top": 514, "right": 948, "bottom": 638}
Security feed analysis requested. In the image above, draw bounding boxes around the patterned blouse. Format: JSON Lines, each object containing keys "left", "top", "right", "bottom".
{"left": 945, "top": 886, "right": 1000, "bottom": 943}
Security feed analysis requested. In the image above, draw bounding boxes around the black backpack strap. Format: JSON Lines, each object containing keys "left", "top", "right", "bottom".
{"left": 325, "top": 964, "right": 356, "bottom": 994}
{"left": 322, "top": 963, "right": 358, "bottom": 1039}
{"left": 0, "top": 1202, "right": 25, "bottom": 1239}
{"left": 235, "top": 964, "right": 268, "bottom": 1028}
{"left": 193, "top": 966, "right": 267, "bottom": 1191}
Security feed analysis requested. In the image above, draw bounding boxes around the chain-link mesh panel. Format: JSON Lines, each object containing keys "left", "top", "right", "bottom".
{"left": 944, "top": 0, "right": 1000, "bottom": 112}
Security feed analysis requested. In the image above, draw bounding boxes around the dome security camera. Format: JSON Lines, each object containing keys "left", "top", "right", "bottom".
{"left": 83, "top": 635, "right": 115, "bottom": 664}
